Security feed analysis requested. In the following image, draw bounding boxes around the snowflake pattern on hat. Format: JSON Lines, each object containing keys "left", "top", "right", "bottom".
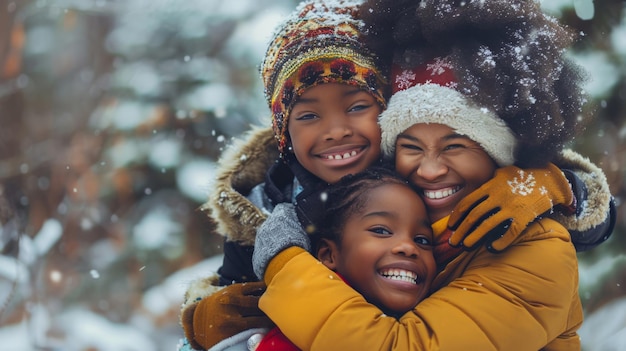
{"left": 391, "top": 56, "right": 458, "bottom": 94}
{"left": 394, "top": 70, "right": 416, "bottom": 91}
{"left": 426, "top": 57, "right": 454, "bottom": 76}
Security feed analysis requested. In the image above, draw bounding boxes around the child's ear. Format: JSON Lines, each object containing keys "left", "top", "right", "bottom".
{"left": 316, "top": 238, "right": 339, "bottom": 270}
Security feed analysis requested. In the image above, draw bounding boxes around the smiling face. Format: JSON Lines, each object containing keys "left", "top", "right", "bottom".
{"left": 395, "top": 123, "right": 497, "bottom": 222}
{"left": 287, "top": 83, "right": 383, "bottom": 184}
{"left": 318, "top": 183, "right": 436, "bottom": 317}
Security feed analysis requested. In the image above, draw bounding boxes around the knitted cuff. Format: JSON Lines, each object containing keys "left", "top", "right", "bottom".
{"left": 252, "top": 203, "right": 311, "bottom": 280}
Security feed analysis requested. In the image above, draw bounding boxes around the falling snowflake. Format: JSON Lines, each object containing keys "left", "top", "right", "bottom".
{"left": 507, "top": 170, "right": 536, "bottom": 196}
{"left": 478, "top": 46, "right": 496, "bottom": 68}
{"left": 426, "top": 57, "right": 454, "bottom": 76}
{"left": 395, "top": 69, "right": 416, "bottom": 90}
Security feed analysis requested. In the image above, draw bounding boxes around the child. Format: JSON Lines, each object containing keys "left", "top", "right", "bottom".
{"left": 312, "top": 167, "right": 436, "bottom": 319}
{"left": 180, "top": 0, "right": 614, "bottom": 349}
{"left": 236, "top": 167, "right": 437, "bottom": 351}
{"left": 180, "top": 1, "right": 388, "bottom": 349}
{"left": 251, "top": 1, "right": 601, "bottom": 349}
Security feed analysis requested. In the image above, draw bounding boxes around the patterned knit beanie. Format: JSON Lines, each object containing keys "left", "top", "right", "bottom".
{"left": 379, "top": 57, "right": 518, "bottom": 167}
{"left": 261, "top": 0, "right": 388, "bottom": 156}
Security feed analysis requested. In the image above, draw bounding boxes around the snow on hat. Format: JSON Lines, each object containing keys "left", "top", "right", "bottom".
{"left": 379, "top": 57, "right": 517, "bottom": 166}
{"left": 261, "top": 0, "right": 387, "bottom": 156}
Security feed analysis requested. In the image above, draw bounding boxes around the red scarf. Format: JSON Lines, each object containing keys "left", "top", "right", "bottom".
{"left": 432, "top": 216, "right": 464, "bottom": 270}
{"left": 255, "top": 273, "right": 350, "bottom": 351}
{"left": 255, "top": 327, "right": 299, "bottom": 351}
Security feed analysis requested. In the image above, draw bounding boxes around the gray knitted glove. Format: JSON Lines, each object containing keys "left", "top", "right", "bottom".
{"left": 252, "top": 203, "right": 311, "bottom": 280}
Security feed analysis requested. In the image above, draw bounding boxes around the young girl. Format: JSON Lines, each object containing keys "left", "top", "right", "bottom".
{"left": 313, "top": 168, "right": 436, "bottom": 319}
{"left": 251, "top": 0, "right": 606, "bottom": 349}
{"left": 180, "top": 0, "right": 614, "bottom": 349}
{"left": 236, "top": 167, "right": 437, "bottom": 351}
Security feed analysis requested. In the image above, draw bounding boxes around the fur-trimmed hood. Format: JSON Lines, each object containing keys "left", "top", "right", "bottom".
{"left": 202, "top": 126, "right": 279, "bottom": 246}
{"left": 552, "top": 148, "right": 613, "bottom": 233}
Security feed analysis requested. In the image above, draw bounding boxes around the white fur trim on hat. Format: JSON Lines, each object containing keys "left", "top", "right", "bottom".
{"left": 379, "top": 83, "right": 517, "bottom": 166}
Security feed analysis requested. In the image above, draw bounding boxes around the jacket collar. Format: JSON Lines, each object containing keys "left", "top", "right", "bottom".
{"left": 203, "top": 126, "right": 279, "bottom": 245}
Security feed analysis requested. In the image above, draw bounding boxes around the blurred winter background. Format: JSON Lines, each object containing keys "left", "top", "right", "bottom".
{"left": 0, "top": 0, "right": 623, "bottom": 350}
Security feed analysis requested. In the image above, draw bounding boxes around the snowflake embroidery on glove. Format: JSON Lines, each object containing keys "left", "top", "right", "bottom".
{"left": 395, "top": 69, "right": 416, "bottom": 90}
{"left": 507, "top": 170, "right": 536, "bottom": 196}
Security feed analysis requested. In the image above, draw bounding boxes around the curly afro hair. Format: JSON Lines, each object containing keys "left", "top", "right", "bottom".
{"left": 359, "top": 0, "right": 590, "bottom": 167}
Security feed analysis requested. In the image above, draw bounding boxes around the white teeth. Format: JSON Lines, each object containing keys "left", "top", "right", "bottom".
{"left": 380, "top": 269, "right": 418, "bottom": 284}
{"left": 424, "top": 187, "right": 459, "bottom": 199}
{"left": 326, "top": 150, "right": 358, "bottom": 160}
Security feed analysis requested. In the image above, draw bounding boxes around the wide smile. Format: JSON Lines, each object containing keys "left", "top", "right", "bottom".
{"left": 379, "top": 268, "right": 419, "bottom": 285}
{"left": 323, "top": 150, "right": 358, "bottom": 160}
{"left": 317, "top": 146, "right": 365, "bottom": 162}
{"left": 423, "top": 186, "right": 461, "bottom": 200}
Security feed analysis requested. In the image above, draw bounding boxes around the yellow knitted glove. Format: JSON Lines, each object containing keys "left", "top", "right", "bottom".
{"left": 448, "top": 163, "right": 574, "bottom": 252}
{"left": 185, "top": 281, "right": 274, "bottom": 350}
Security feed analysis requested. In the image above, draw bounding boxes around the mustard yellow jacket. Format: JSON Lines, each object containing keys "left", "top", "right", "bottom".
{"left": 259, "top": 217, "right": 582, "bottom": 351}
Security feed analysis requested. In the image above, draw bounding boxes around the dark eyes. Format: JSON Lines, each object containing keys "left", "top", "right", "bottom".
{"left": 413, "top": 235, "right": 432, "bottom": 246}
{"left": 294, "top": 113, "right": 317, "bottom": 121}
{"left": 398, "top": 143, "right": 422, "bottom": 151}
{"left": 443, "top": 143, "right": 465, "bottom": 151}
{"left": 369, "top": 226, "right": 392, "bottom": 235}
{"left": 369, "top": 227, "right": 432, "bottom": 246}
{"left": 293, "top": 102, "right": 373, "bottom": 121}
{"left": 348, "top": 103, "right": 373, "bottom": 113}
{"left": 397, "top": 143, "right": 467, "bottom": 152}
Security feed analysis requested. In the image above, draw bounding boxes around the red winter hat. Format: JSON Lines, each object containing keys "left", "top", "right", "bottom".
{"left": 379, "top": 56, "right": 517, "bottom": 166}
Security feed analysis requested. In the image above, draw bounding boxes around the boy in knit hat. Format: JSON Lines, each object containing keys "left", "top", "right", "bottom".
{"left": 181, "top": 0, "right": 615, "bottom": 349}
{"left": 180, "top": 1, "right": 388, "bottom": 349}
{"left": 250, "top": 1, "right": 611, "bottom": 349}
